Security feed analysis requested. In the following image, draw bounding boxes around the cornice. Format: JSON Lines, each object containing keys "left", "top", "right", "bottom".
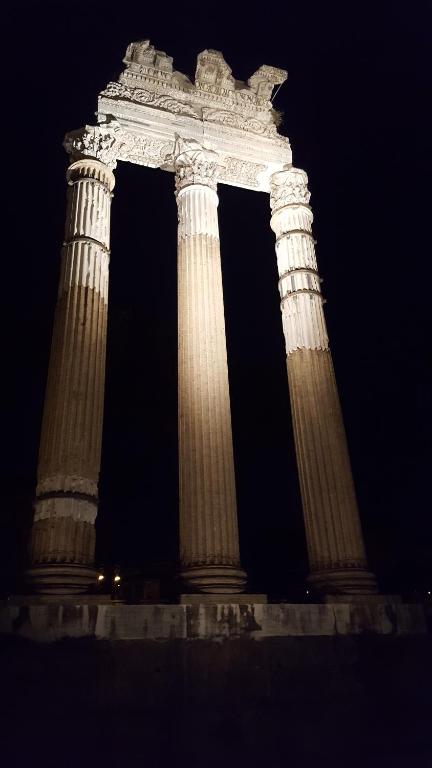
{"left": 94, "top": 41, "right": 291, "bottom": 192}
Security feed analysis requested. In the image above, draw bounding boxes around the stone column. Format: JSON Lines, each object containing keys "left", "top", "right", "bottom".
{"left": 26, "top": 121, "right": 122, "bottom": 594}
{"left": 175, "top": 137, "right": 246, "bottom": 593}
{"left": 270, "top": 166, "right": 377, "bottom": 595}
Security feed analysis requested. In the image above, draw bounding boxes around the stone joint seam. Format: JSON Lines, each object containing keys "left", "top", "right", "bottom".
{"left": 278, "top": 266, "right": 320, "bottom": 287}
{"left": 67, "top": 178, "right": 112, "bottom": 193}
{"left": 280, "top": 288, "right": 325, "bottom": 306}
{"left": 176, "top": 182, "right": 219, "bottom": 198}
{"left": 36, "top": 490, "right": 98, "bottom": 504}
{"left": 63, "top": 236, "right": 111, "bottom": 255}
{"left": 272, "top": 202, "right": 312, "bottom": 214}
{"left": 275, "top": 229, "right": 316, "bottom": 244}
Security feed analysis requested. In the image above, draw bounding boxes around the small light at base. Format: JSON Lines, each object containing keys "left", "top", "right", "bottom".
{"left": 116, "top": 583, "right": 120, "bottom": 587}
{"left": 306, "top": 590, "right": 309, "bottom": 595}
{"left": 428, "top": 591, "right": 431, "bottom": 596}
{"left": 97, "top": 574, "right": 104, "bottom": 581}
{"left": 114, "top": 575, "right": 121, "bottom": 582}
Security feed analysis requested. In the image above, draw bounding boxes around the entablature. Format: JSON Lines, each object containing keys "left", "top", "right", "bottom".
{"left": 96, "top": 40, "right": 292, "bottom": 192}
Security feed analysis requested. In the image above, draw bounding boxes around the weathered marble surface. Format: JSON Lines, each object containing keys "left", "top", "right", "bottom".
{"left": 270, "top": 167, "right": 378, "bottom": 595}
{"left": 0, "top": 601, "right": 426, "bottom": 642}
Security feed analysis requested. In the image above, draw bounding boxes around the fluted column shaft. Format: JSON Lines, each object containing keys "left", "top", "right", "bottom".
{"left": 175, "top": 137, "right": 246, "bottom": 593}
{"left": 28, "top": 144, "right": 115, "bottom": 594}
{"left": 270, "top": 167, "right": 377, "bottom": 595}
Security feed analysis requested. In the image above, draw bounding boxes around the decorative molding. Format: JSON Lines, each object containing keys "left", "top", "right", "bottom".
{"left": 96, "top": 40, "right": 292, "bottom": 190}
{"left": 117, "top": 40, "right": 286, "bottom": 111}
{"left": 63, "top": 118, "right": 123, "bottom": 169}
{"left": 82, "top": 43, "right": 295, "bottom": 189}
{"left": 173, "top": 135, "right": 220, "bottom": 193}
{"left": 100, "top": 81, "right": 284, "bottom": 137}
{"left": 100, "top": 81, "right": 201, "bottom": 119}
{"left": 218, "top": 157, "right": 266, "bottom": 188}
{"left": 270, "top": 167, "right": 311, "bottom": 211}
{"left": 116, "top": 131, "right": 172, "bottom": 167}
{"left": 202, "top": 107, "right": 277, "bottom": 137}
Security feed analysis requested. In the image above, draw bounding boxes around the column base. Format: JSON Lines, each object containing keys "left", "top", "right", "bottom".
{"left": 25, "top": 563, "right": 97, "bottom": 595}
{"left": 308, "top": 567, "right": 379, "bottom": 596}
{"left": 180, "top": 565, "right": 247, "bottom": 594}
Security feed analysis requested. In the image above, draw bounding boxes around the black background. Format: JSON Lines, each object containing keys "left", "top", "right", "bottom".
{"left": 2, "top": 0, "right": 431, "bottom": 598}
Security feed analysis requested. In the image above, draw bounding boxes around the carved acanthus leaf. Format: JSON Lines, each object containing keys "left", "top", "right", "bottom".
{"left": 270, "top": 167, "right": 311, "bottom": 211}
{"left": 172, "top": 135, "right": 221, "bottom": 192}
{"left": 63, "top": 119, "right": 123, "bottom": 168}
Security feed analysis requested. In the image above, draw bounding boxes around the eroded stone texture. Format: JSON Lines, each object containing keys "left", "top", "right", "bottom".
{"left": 175, "top": 138, "right": 246, "bottom": 593}
{"left": 97, "top": 41, "right": 292, "bottom": 190}
{"left": 27, "top": 129, "right": 119, "bottom": 595}
{"left": 0, "top": 601, "right": 426, "bottom": 641}
{"left": 270, "top": 167, "right": 378, "bottom": 596}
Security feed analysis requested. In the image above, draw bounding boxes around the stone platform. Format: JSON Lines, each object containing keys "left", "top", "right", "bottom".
{"left": 0, "top": 599, "right": 427, "bottom": 642}
{"left": 179, "top": 593, "right": 268, "bottom": 604}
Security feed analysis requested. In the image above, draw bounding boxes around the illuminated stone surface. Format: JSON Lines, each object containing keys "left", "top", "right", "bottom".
{"left": 270, "top": 168, "right": 377, "bottom": 595}
{"left": 27, "top": 41, "right": 378, "bottom": 598}
{"left": 27, "top": 128, "right": 120, "bottom": 594}
{"left": 175, "top": 137, "right": 246, "bottom": 593}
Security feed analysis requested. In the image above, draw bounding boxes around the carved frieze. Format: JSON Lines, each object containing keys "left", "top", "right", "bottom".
{"left": 218, "top": 157, "right": 266, "bottom": 188}
{"left": 101, "top": 81, "right": 200, "bottom": 119}
{"left": 202, "top": 107, "right": 277, "bottom": 137}
{"left": 100, "top": 82, "right": 287, "bottom": 139}
{"left": 102, "top": 40, "right": 288, "bottom": 127}
{"left": 96, "top": 42, "right": 293, "bottom": 187}
{"left": 116, "top": 132, "right": 173, "bottom": 167}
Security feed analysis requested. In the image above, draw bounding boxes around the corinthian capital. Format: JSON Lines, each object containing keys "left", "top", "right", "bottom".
{"left": 63, "top": 118, "right": 123, "bottom": 169}
{"left": 173, "top": 135, "right": 220, "bottom": 192}
{"left": 270, "top": 166, "right": 311, "bottom": 212}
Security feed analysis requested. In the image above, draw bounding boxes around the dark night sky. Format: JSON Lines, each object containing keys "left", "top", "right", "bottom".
{"left": 2, "top": 0, "right": 431, "bottom": 597}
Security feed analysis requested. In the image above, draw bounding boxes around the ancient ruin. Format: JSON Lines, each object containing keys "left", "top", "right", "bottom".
{"left": 26, "top": 41, "right": 378, "bottom": 597}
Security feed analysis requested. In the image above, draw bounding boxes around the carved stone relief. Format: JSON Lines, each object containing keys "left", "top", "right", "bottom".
{"left": 63, "top": 118, "right": 123, "bottom": 168}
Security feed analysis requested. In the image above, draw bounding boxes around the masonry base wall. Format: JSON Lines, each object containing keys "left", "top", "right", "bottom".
{"left": 0, "top": 600, "right": 427, "bottom": 641}
{"left": 1, "top": 625, "right": 431, "bottom": 767}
